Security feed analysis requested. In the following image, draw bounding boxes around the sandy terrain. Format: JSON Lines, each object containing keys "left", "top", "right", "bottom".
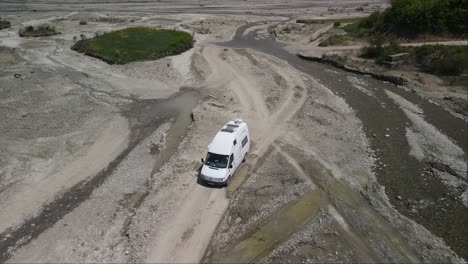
{"left": 1, "top": 0, "right": 467, "bottom": 263}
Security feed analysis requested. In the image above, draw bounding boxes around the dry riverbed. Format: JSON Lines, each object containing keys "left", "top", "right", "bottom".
{"left": 1, "top": 1, "right": 466, "bottom": 263}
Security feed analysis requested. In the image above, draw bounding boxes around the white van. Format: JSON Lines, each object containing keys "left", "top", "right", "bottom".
{"left": 200, "top": 119, "right": 250, "bottom": 186}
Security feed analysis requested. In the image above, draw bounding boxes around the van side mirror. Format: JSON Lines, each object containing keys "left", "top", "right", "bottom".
{"left": 201, "top": 158, "right": 204, "bottom": 163}
{"left": 229, "top": 164, "right": 233, "bottom": 169}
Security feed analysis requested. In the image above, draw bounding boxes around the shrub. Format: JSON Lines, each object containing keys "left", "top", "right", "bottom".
{"left": 319, "top": 34, "right": 347, "bottom": 47}
{"left": 19, "top": 24, "right": 59, "bottom": 37}
{"left": 79, "top": 20, "right": 87, "bottom": 25}
{"left": 348, "top": 0, "right": 468, "bottom": 38}
{"left": 333, "top": 21, "right": 341, "bottom": 27}
{"left": 362, "top": 42, "right": 468, "bottom": 76}
{"left": 413, "top": 45, "right": 468, "bottom": 75}
{"left": 0, "top": 18, "right": 11, "bottom": 30}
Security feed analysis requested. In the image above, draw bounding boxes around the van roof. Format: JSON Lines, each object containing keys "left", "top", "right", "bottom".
{"left": 208, "top": 120, "right": 246, "bottom": 155}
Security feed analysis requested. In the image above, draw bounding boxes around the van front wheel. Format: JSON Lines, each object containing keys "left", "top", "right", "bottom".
{"left": 226, "top": 175, "right": 232, "bottom": 187}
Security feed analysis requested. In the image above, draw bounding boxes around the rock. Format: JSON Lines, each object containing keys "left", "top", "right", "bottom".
{"left": 5, "top": 234, "right": 12, "bottom": 238}
{"left": 14, "top": 73, "right": 21, "bottom": 78}
{"left": 234, "top": 217, "right": 242, "bottom": 224}
{"left": 396, "top": 195, "right": 402, "bottom": 200}
{"left": 125, "top": 250, "right": 130, "bottom": 255}
{"left": 385, "top": 134, "right": 390, "bottom": 137}
{"left": 149, "top": 142, "right": 160, "bottom": 155}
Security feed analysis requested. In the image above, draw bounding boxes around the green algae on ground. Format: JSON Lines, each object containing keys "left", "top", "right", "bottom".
{"left": 211, "top": 190, "right": 321, "bottom": 263}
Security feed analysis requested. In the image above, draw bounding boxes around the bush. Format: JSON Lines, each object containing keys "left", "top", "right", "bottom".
{"left": 362, "top": 42, "right": 468, "bottom": 76}
{"left": 333, "top": 21, "right": 341, "bottom": 27}
{"left": 0, "top": 18, "right": 11, "bottom": 30}
{"left": 71, "top": 27, "right": 193, "bottom": 64}
{"left": 319, "top": 34, "right": 347, "bottom": 47}
{"left": 348, "top": 0, "right": 468, "bottom": 38}
{"left": 412, "top": 45, "right": 468, "bottom": 75}
{"left": 361, "top": 33, "right": 393, "bottom": 59}
{"left": 79, "top": 20, "right": 87, "bottom": 25}
{"left": 19, "top": 24, "right": 59, "bottom": 37}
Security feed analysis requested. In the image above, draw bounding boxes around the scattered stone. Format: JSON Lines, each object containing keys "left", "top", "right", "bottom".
{"left": 396, "top": 195, "right": 402, "bottom": 200}
{"left": 385, "top": 134, "right": 390, "bottom": 137}
{"left": 14, "top": 73, "right": 21, "bottom": 78}
{"left": 149, "top": 142, "right": 160, "bottom": 154}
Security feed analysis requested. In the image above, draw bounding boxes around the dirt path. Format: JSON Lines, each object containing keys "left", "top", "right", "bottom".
{"left": 143, "top": 44, "right": 310, "bottom": 263}
{"left": 145, "top": 186, "right": 228, "bottom": 263}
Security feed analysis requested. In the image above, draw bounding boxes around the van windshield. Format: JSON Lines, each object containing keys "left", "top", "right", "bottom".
{"left": 205, "top": 152, "right": 229, "bottom": 168}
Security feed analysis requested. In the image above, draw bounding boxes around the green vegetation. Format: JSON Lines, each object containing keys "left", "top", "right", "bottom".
{"left": 443, "top": 75, "right": 468, "bottom": 87}
{"left": 411, "top": 45, "right": 468, "bottom": 75}
{"left": 71, "top": 27, "right": 193, "bottom": 64}
{"left": 345, "top": 0, "right": 468, "bottom": 38}
{"left": 297, "top": 17, "right": 363, "bottom": 25}
{"left": 363, "top": 41, "right": 468, "bottom": 76}
{"left": 0, "top": 18, "right": 11, "bottom": 30}
{"left": 442, "top": 74, "right": 468, "bottom": 87}
{"left": 19, "top": 24, "right": 59, "bottom": 37}
{"left": 318, "top": 34, "right": 348, "bottom": 47}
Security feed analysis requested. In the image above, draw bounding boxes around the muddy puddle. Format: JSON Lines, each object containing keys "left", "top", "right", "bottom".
{"left": 205, "top": 140, "right": 419, "bottom": 262}
{"left": 220, "top": 23, "right": 468, "bottom": 260}
{"left": 0, "top": 46, "right": 24, "bottom": 67}
{"left": 123, "top": 90, "right": 201, "bottom": 214}
{"left": 19, "top": 40, "right": 53, "bottom": 49}
{"left": 0, "top": 89, "right": 201, "bottom": 262}
{"left": 206, "top": 190, "right": 321, "bottom": 263}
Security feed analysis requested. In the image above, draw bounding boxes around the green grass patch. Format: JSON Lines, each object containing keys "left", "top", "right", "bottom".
{"left": 318, "top": 34, "right": 348, "bottom": 47}
{"left": 363, "top": 42, "right": 468, "bottom": 77}
{"left": 0, "top": 18, "right": 11, "bottom": 30}
{"left": 297, "top": 17, "right": 364, "bottom": 25}
{"left": 71, "top": 27, "right": 193, "bottom": 64}
{"left": 443, "top": 75, "right": 468, "bottom": 88}
{"left": 19, "top": 24, "right": 59, "bottom": 37}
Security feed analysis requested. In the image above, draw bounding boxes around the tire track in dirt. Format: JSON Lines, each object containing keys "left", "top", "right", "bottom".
{"left": 144, "top": 45, "right": 309, "bottom": 263}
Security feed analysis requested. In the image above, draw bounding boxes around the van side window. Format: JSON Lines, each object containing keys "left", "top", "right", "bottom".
{"left": 242, "top": 136, "right": 248, "bottom": 147}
